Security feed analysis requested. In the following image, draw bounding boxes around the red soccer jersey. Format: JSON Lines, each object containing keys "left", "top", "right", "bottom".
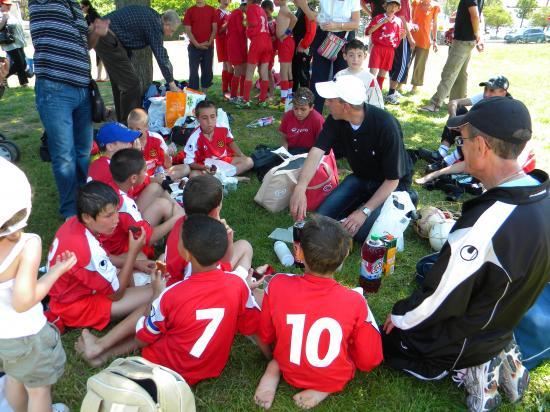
{"left": 183, "top": 127, "right": 235, "bottom": 166}
{"left": 226, "top": 8, "right": 247, "bottom": 63}
{"left": 216, "top": 8, "right": 230, "bottom": 38}
{"left": 366, "top": 14, "right": 403, "bottom": 48}
{"left": 279, "top": 109, "right": 325, "bottom": 150}
{"left": 88, "top": 156, "right": 117, "bottom": 191}
{"left": 183, "top": 5, "right": 217, "bottom": 44}
{"left": 98, "top": 189, "right": 153, "bottom": 256}
{"left": 245, "top": 4, "right": 269, "bottom": 39}
{"left": 142, "top": 131, "right": 167, "bottom": 176}
{"left": 136, "top": 269, "right": 260, "bottom": 385}
{"left": 47, "top": 217, "right": 119, "bottom": 305}
{"left": 259, "top": 273, "right": 383, "bottom": 392}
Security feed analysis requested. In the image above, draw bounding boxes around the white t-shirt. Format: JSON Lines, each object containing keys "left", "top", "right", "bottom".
{"left": 317, "top": 0, "right": 361, "bottom": 24}
{"left": 470, "top": 93, "right": 484, "bottom": 106}
{"left": 335, "top": 68, "right": 385, "bottom": 109}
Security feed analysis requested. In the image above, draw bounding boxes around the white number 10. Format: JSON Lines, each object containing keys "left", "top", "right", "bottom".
{"left": 190, "top": 308, "right": 225, "bottom": 358}
{"left": 287, "top": 314, "right": 343, "bottom": 367}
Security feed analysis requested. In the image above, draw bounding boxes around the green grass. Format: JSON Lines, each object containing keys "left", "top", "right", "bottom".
{"left": 1, "top": 43, "right": 549, "bottom": 411}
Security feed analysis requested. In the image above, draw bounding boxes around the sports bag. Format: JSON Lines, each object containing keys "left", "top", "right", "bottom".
{"left": 0, "top": 25, "right": 15, "bottom": 45}
{"left": 89, "top": 80, "right": 108, "bottom": 123}
{"left": 305, "top": 150, "right": 338, "bottom": 211}
{"left": 80, "top": 356, "right": 196, "bottom": 412}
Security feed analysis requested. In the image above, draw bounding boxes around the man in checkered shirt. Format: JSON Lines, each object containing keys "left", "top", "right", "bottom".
{"left": 94, "top": 5, "right": 181, "bottom": 123}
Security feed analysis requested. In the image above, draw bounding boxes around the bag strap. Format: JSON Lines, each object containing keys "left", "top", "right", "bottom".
{"left": 306, "top": 161, "right": 333, "bottom": 190}
{"left": 81, "top": 391, "right": 103, "bottom": 411}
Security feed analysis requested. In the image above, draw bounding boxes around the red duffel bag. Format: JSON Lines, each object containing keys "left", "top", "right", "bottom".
{"left": 306, "top": 150, "right": 339, "bottom": 211}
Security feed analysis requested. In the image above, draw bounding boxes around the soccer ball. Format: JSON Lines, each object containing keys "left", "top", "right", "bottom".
{"left": 414, "top": 206, "right": 446, "bottom": 238}
{"left": 429, "top": 219, "right": 456, "bottom": 251}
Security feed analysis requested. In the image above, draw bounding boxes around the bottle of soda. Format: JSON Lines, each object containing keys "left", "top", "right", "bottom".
{"left": 359, "top": 234, "right": 386, "bottom": 293}
{"left": 293, "top": 220, "right": 305, "bottom": 269}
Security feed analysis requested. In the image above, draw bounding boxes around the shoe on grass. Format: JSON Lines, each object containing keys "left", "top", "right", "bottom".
{"left": 237, "top": 101, "right": 251, "bottom": 109}
{"left": 425, "top": 160, "right": 447, "bottom": 174}
{"left": 418, "top": 148, "right": 444, "bottom": 163}
{"left": 453, "top": 356, "right": 502, "bottom": 412}
{"left": 257, "top": 100, "right": 270, "bottom": 108}
{"left": 499, "top": 339, "right": 529, "bottom": 403}
{"left": 418, "top": 103, "right": 440, "bottom": 113}
{"left": 385, "top": 93, "right": 400, "bottom": 105}
{"left": 52, "top": 403, "right": 70, "bottom": 412}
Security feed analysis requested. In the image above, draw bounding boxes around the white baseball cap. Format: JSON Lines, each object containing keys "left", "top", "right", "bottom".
{"left": 315, "top": 75, "right": 367, "bottom": 105}
{"left": 0, "top": 158, "right": 32, "bottom": 237}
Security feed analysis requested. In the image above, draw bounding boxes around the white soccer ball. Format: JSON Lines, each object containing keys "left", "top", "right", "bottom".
{"left": 429, "top": 219, "right": 456, "bottom": 251}
{"left": 414, "top": 206, "right": 446, "bottom": 238}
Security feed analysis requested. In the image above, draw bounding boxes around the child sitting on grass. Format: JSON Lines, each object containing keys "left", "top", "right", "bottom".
{"left": 184, "top": 100, "right": 253, "bottom": 176}
{"left": 279, "top": 87, "right": 324, "bottom": 153}
{"left": 0, "top": 158, "right": 76, "bottom": 412}
{"left": 254, "top": 215, "right": 383, "bottom": 409}
{"left": 127, "top": 108, "right": 190, "bottom": 181}
{"left": 334, "top": 39, "right": 384, "bottom": 109}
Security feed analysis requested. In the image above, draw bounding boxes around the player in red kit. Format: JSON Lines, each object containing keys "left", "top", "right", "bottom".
{"left": 239, "top": 0, "right": 273, "bottom": 107}
{"left": 254, "top": 216, "right": 383, "bottom": 409}
{"left": 275, "top": 0, "right": 297, "bottom": 104}
{"left": 216, "top": 0, "right": 233, "bottom": 97}
{"left": 226, "top": 1, "right": 248, "bottom": 102}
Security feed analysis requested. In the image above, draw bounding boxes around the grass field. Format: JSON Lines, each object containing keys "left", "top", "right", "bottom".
{"left": 0, "top": 43, "right": 549, "bottom": 411}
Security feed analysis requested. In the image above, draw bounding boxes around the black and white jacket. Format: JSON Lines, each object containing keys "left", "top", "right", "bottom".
{"left": 391, "top": 170, "right": 550, "bottom": 371}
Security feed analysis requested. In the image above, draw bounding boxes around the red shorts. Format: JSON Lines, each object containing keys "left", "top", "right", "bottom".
{"left": 49, "top": 294, "right": 113, "bottom": 331}
{"left": 277, "top": 36, "right": 295, "bottom": 63}
{"left": 227, "top": 39, "right": 247, "bottom": 66}
{"left": 369, "top": 44, "right": 395, "bottom": 72}
{"left": 216, "top": 37, "right": 228, "bottom": 62}
{"left": 247, "top": 35, "right": 273, "bottom": 65}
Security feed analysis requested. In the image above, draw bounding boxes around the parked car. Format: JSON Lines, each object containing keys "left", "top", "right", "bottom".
{"left": 504, "top": 28, "right": 546, "bottom": 43}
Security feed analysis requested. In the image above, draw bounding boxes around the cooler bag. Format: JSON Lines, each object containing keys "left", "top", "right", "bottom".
{"left": 305, "top": 150, "right": 338, "bottom": 211}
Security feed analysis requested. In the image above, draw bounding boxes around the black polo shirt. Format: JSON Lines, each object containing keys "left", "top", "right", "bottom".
{"left": 314, "top": 104, "right": 412, "bottom": 187}
{"left": 454, "top": 0, "right": 484, "bottom": 41}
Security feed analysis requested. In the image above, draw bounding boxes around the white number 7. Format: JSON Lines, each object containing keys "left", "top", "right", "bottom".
{"left": 189, "top": 308, "right": 225, "bottom": 358}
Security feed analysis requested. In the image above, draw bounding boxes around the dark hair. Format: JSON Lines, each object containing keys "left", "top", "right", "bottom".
{"left": 293, "top": 87, "right": 315, "bottom": 107}
{"left": 181, "top": 214, "right": 228, "bottom": 266}
{"left": 77, "top": 181, "right": 119, "bottom": 222}
{"left": 301, "top": 215, "right": 351, "bottom": 274}
{"left": 183, "top": 175, "right": 223, "bottom": 215}
{"left": 344, "top": 39, "right": 366, "bottom": 53}
{"left": 109, "top": 148, "right": 146, "bottom": 183}
{"left": 468, "top": 125, "right": 527, "bottom": 160}
{"left": 261, "top": 0, "right": 274, "bottom": 10}
{"left": 195, "top": 100, "right": 217, "bottom": 117}
{"left": 0, "top": 209, "right": 27, "bottom": 237}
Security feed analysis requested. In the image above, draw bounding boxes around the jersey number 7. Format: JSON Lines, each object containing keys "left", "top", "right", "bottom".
{"left": 190, "top": 308, "right": 225, "bottom": 358}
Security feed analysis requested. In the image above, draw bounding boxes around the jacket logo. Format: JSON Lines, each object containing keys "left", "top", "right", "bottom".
{"left": 460, "top": 245, "right": 479, "bottom": 261}
{"left": 217, "top": 140, "right": 225, "bottom": 148}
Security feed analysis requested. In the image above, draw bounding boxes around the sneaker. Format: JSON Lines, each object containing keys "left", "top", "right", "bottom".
{"left": 455, "top": 357, "right": 502, "bottom": 412}
{"left": 229, "top": 96, "right": 243, "bottom": 105}
{"left": 52, "top": 403, "right": 70, "bottom": 412}
{"left": 236, "top": 101, "right": 252, "bottom": 109}
{"left": 257, "top": 100, "right": 270, "bottom": 108}
{"left": 418, "top": 148, "right": 444, "bottom": 164}
{"left": 499, "top": 339, "right": 530, "bottom": 403}
{"left": 394, "top": 90, "right": 404, "bottom": 98}
{"left": 385, "top": 93, "right": 400, "bottom": 105}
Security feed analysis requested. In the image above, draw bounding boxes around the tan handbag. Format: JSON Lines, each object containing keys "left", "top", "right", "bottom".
{"left": 80, "top": 356, "right": 196, "bottom": 412}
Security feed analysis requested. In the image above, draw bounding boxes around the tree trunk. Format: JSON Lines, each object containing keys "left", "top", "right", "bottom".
{"left": 520, "top": 17, "right": 524, "bottom": 27}
{"left": 115, "top": 0, "right": 153, "bottom": 94}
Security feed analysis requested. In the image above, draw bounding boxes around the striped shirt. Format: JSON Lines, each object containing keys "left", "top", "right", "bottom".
{"left": 29, "top": 0, "right": 91, "bottom": 88}
{"left": 105, "top": 5, "right": 174, "bottom": 83}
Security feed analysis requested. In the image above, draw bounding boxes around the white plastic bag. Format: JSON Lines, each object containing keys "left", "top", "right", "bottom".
{"left": 183, "top": 88, "right": 206, "bottom": 117}
{"left": 216, "top": 108, "right": 230, "bottom": 130}
{"left": 368, "top": 191, "right": 416, "bottom": 251}
{"left": 147, "top": 96, "right": 166, "bottom": 132}
{"left": 205, "top": 158, "right": 237, "bottom": 177}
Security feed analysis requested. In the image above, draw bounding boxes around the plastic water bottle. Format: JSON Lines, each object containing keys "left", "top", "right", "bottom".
{"left": 358, "top": 234, "right": 386, "bottom": 293}
{"left": 246, "top": 116, "right": 274, "bottom": 128}
{"left": 274, "top": 241, "right": 294, "bottom": 267}
{"left": 292, "top": 220, "right": 305, "bottom": 268}
{"left": 284, "top": 92, "right": 294, "bottom": 113}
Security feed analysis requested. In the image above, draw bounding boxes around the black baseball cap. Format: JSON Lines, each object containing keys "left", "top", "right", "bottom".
{"left": 479, "top": 75, "right": 509, "bottom": 91}
{"left": 447, "top": 97, "right": 532, "bottom": 144}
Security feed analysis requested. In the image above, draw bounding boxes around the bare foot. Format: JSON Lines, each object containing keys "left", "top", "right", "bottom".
{"left": 293, "top": 389, "right": 330, "bottom": 409}
{"left": 254, "top": 360, "right": 281, "bottom": 410}
{"left": 78, "top": 329, "right": 103, "bottom": 361}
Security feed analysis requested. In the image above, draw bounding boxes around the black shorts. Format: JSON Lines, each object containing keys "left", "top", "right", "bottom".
{"left": 389, "top": 39, "right": 412, "bottom": 83}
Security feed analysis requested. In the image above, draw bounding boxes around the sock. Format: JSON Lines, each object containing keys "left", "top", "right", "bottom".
{"left": 259, "top": 80, "right": 269, "bottom": 102}
{"left": 243, "top": 80, "right": 253, "bottom": 102}
{"left": 280, "top": 81, "right": 289, "bottom": 101}
{"left": 444, "top": 149, "right": 461, "bottom": 166}
{"left": 230, "top": 75, "right": 240, "bottom": 98}
{"left": 438, "top": 144, "right": 450, "bottom": 157}
{"left": 239, "top": 76, "right": 245, "bottom": 97}
{"left": 388, "top": 88, "right": 396, "bottom": 96}
{"left": 377, "top": 76, "right": 385, "bottom": 91}
{"left": 221, "top": 70, "right": 230, "bottom": 93}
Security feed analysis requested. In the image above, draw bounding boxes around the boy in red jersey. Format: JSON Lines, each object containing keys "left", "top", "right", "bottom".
{"left": 254, "top": 216, "right": 383, "bottom": 409}
{"left": 127, "top": 108, "right": 190, "bottom": 180}
{"left": 216, "top": 0, "right": 233, "bottom": 96}
{"left": 47, "top": 181, "right": 154, "bottom": 332}
{"left": 275, "top": 0, "right": 297, "bottom": 105}
{"left": 164, "top": 175, "right": 253, "bottom": 287}
{"left": 239, "top": 0, "right": 273, "bottom": 107}
{"left": 226, "top": 1, "right": 248, "bottom": 102}
{"left": 261, "top": 0, "right": 277, "bottom": 101}
{"left": 184, "top": 100, "right": 253, "bottom": 176}
{"left": 366, "top": 0, "right": 404, "bottom": 91}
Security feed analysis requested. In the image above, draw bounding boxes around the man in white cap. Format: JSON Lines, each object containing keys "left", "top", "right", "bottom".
{"left": 290, "top": 75, "right": 413, "bottom": 241}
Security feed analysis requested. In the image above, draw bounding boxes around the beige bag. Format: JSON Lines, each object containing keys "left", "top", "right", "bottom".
{"left": 81, "top": 357, "right": 196, "bottom": 412}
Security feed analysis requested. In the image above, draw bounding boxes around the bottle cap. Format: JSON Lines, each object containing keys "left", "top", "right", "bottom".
{"left": 371, "top": 234, "right": 380, "bottom": 241}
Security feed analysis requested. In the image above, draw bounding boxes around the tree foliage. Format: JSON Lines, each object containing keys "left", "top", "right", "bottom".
{"left": 515, "top": 0, "right": 537, "bottom": 27}
{"left": 151, "top": 0, "right": 220, "bottom": 14}
{"left": 530, "top": 6, "right": 550, "bottom": 29}
{"left": 484, "top": 3, "right": 513, "bottom": 35}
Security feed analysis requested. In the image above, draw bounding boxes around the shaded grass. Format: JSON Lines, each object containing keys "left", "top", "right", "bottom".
{"left": 0, "top": 43, "right": 548, "bottom": 411}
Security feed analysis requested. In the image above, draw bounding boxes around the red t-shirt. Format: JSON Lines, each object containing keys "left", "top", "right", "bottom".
{"left": 396, "top": 0, "right": 412, "bottom": 22}
{"left": 47, "top": 217, "right": 119, "bottom": 305}
{"left": 216, "top": 8, "right": 230, "bottom": 38}
{"left": 142, "top": 131, "right": 167, "bottom": 176}
{"left": 183, "top": 127, "right": 234, "bottom": 166}
{"left": 97, "top": 189, "right": 153, "bottom": 256}
{"left": 259, "top": 273, "right": 383, "bottom": 392}
{"left": 279, "top": 109, "right": 325, "bottom": 150}
{"left": 136, "top": 269, "right": 260, "bottom": 385}
{"left": 183, "top": 5, "right": 217, "bottom": 44}
{"left": 366, "top": 14, "right": 403, "bottom": 48}
{"left": 226, "top": 8, "right": 247, "bottom": 49}
{"left": 87, "top": 155, "right": 150, "bottom": 199}
{"left": 245, "top": 4, "right": 269, "bottom": 39}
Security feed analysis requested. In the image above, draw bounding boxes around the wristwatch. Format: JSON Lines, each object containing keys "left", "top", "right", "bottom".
{"left": 362, "top": 207, "right": 371, "bottom": 218}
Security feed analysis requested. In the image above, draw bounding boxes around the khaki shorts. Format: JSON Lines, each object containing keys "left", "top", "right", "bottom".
{"left": 0, "top": 323, "right": 66, "bottom": 388}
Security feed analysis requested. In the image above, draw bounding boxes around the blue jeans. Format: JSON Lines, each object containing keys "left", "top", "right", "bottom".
{"left": 35, "top": 78, "right": 93, "bottom": 218}
{"left": 188, "top": 45, "right": 214, "bottom": 90}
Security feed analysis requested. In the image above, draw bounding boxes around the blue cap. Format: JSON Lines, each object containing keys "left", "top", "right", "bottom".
{"left": 96, "top": 122, "right": 141, "bottom": 145}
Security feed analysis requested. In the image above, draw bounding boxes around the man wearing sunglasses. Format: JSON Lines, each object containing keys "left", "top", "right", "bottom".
{"left": 382, "top": 97, "right": 550, "bottom": 412}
